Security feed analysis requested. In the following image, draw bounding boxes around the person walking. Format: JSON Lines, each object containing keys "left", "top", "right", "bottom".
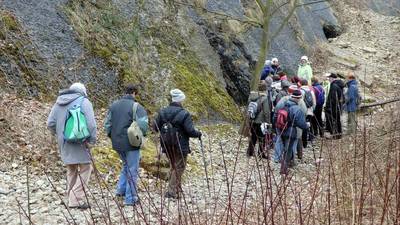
{"left": 104, "top": 84, "right": 149, "bottom": 206}
{"left": 247, "top": 82, "right": 273, "bottom": 158}
{"left": 345, "top": 73, "right": 360, "bottom": 135}
{"left": 299, "top": 79, "right": 316, "bottom": 146}
{"left": 297, "top": 56, "right": 313, "bottom": 85}
{"left": 47, "top": 83, "right": 97, "bottom": 209}
{"left": 275, "top": 90, "right": 309, "bottom": 175}
{"left": 311, "top": 77, "right": 325, "bottom": 137}
{"left": 271, "top": 58, "right": 283, "bottom": 75}
{"left": 153, "top": 89, "right": 202, "bottom": 199}
{"left": 325, "top": 73, "right": 345, "bottom": 139}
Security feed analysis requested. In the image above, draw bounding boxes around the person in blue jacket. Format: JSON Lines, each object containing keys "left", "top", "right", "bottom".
{"left": 275, "top": 89, "right": 309, "bottom": 175}
{"left": 345, "top": 73, "right": 360, "bottom": 134}
{"left": 260, "top": 60, "right": 272, "bottom": 81}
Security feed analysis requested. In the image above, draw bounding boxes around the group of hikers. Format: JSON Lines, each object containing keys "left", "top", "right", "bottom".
{"left": 47, "top": 83, "right": 201, "bottom": 208}
{"left": 45, "top": 54, "right": 360, "bottom": 209}
{"left": 246, "top": 55, "right": 361, "bottom": 174}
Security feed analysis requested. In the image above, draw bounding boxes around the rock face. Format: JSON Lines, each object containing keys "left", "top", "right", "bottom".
{"left": 367, "top": 0, "right": 400, "bottom": 16}
{"left": 0, "top": 0, "right": 344, "bottom": 115}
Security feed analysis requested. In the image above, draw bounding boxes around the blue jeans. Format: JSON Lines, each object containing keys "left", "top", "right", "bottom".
{"left": 274, "top": 136, "right": 298, "bottom": 162}
{"left": 116, "top": 150, "right": 141, "bottom": 204}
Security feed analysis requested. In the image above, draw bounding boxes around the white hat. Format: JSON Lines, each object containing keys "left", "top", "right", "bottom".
{"left": 271, "top": 58, "right": 279, "bottom": 64}
{"left": 264, "top": 60, "right": 271, "bottom": 66}
{"left": 70, "top": 82, "right": 87, "bottom": 96}
{"left": 170, "top": 89, "right": 186, "bottom": 102}
{"left": 301, "top": 55, "right": 308, "bottom": 61}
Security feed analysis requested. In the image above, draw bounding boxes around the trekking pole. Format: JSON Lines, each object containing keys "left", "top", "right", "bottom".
{"left": 199, "top": 138, "right": 211, "bottom": 197}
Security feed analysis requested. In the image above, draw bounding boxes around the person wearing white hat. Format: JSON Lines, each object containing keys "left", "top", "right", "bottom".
{"left": 297, "top": 55, "right": 313, "bottom": 85}
{"left": 153, "top": 89, "right": 202, "bottom": 199}
{"left": 271, "top": 57, "right": 282, "bottom": 75}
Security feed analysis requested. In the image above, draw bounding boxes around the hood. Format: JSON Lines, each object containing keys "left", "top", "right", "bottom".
{"left": 346, "top": 79, "right": 357, "bottom": 86}
{"left": 332, "top": 79, "right": 345, "bottom": 88}
{"left": 56, "top": 89, "right": 84, "bottom": 106}
{"left": 249, "top": 91, "right": 265, "bottom": 101}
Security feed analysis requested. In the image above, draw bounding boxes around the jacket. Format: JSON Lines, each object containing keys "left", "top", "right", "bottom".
{"left": 271, "top": 65, "right": 282, "bottom": 75}
{"left": 300, "top": 85, "right": 316, "bottom": 115}
{"left": 104, "top": 95, "right": 148, "bottom": 152}
{"left": 325, "top": 79, "right": 345, "bottom": 114}
{"left": 297, "top": 64, "right": 313, "bottom": 84}
{"left": 248, "top": 91, "right": 272, "bottom": 125}
{"left": 275, "top": 98, "right": 308, "bottom": 139}
{"left": 345, "top": 79, "right": 360, "bottom": 112}
{"left": 153, "top": 102, "right": 201, "bottom": 155}
{"left": 47, "top": 90, "right": 97, "bottom": 165}
{"left": 260, "top": 65, "right": 272, "bottom": 80}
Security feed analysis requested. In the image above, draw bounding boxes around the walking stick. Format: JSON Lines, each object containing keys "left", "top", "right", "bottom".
{"left": 199, "top": 138, "right": 211, "bottom": 197}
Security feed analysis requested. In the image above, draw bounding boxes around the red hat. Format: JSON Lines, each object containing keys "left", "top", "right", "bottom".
{"left": 288, "top": 85, "right": 298, "bottom": 94}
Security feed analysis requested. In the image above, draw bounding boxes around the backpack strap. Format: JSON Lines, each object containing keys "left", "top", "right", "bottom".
{"left": 132, "top": 102, "right": 139, "bottom": 121}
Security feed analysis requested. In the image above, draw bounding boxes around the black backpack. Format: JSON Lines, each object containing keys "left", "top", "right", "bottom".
{"left": 159, "top": 109, "right": 185, "bottom": 153}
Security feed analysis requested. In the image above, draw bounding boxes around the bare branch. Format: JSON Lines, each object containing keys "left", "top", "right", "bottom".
{"left": 270, "top": 0, "right": 299, "bottom": 39}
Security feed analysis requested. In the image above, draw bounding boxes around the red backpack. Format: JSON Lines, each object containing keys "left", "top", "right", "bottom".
{"left": 275, "top": 104, "right": 291, "bottom": 132}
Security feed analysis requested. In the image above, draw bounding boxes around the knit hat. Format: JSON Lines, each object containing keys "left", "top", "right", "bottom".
{"left": 170, "top": 89, "right": 186, "bottom": 102}
{"left": 70, "top": 82, "right": 87, "bottom": 96}
{"left": 288, "top": 85, "right": 298, "bottom": 94}
{"left": 271, "top": 58, "right": 279, "bottom": 64}
{"left": 325, "top": 73, "right": 338, "bottom": 78}
{"left": 300, "top": 55, "right": 308, "bottom": 62}
{"left": 264, "top": 76, "right": 273, "bottom": 87}
{"left": 264, "top": 60, "right": 271, "bottom": 66}
{"left": 291, "top": 89, "right": 302, "bottom": 99}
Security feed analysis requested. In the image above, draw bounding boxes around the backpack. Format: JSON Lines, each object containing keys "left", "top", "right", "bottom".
{"left": 160, "top": 109, "right": 185, "bottom": 152}
{"left": 275, "top": 103, "right": 292, "bottom": 132}
{"left": 303, "top": 88, "right": 314, "bottom": 108}
{"left": 247, "top": 97, "right": 262, "bottom": 120}
{"left": 64, "top": 97, "right": 90, "bottom": 143}
{"left": 127, "top": 102, "right": 144, "bottom": 148}
{"left": 313, "top": 85, "right": 325, "bottom": 106}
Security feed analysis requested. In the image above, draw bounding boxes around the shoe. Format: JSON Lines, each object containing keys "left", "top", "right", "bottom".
{"left": 164, "top": 192, "right": 179, "bottom": 199}
{"left": 124, "top": 200, "right": 140, "bottom": 207}
{"left": 69, "top": 203, "right": 90, "bottom": 210}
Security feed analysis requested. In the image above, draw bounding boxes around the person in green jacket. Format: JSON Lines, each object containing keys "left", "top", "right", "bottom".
{"left": 297, "top": 56, "right": 313, "bottom": 84}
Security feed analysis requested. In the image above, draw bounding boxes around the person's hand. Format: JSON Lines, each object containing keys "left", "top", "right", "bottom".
{"left": 306, "top": 122, "right": 311, "bottom": 128}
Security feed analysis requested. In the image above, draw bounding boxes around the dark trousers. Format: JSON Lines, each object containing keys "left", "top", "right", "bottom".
{"left": 311, "top": 105, "right": 324, "bottom": 137}
{"left": 280, "top": 137, "right": 296, "bottom": 175}
{"left": 247, "top": 122, "right": 267, "bottom": 157}
{"left": 166, "top": 149, "right": 187, "bottom": 197}
{"left": 326, "top": 109, "right": 342, "bottom": 137}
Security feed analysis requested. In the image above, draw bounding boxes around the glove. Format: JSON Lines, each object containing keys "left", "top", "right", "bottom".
{"left": 306, "top": 122, "right": 311, "bottom": 128}
{"left": 198, "top": 131, "right": 202, "bottom": 140}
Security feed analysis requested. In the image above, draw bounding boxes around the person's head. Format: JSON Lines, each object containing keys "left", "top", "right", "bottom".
{"left": 272, "top": 75, "right": 281, "bottom": 82}
{"left": 125, "top": 84, "right": 138, "bottom": 96}
{"left": 258, "top": 82, "right": 267, "bottom": 92}
{"left": 170, "top": 89, "right": 186, "bottom": 103}
{"left": 281, "top": 80, "right": 291, "bottom": 90}
{"left": 300, "top": 79, "right": 308, "bottom": 86}
{"left": 277, "top": 71, "right": 286, "bottom": 77}
{"left": 311, "top": 76, "right": 319, "bottom": 85}
{"left": 347, "top": 72, "right": 356, "bottom": 80}
{"left": 326, "top": 73, "right": 338, "bottom": 82}
{"left": 264, "top": 60, "right": 271, "bottom": 67}
{"left": 290, "top": 89, "right": 302, "bottom": 102}
{"left": 288, "top": 85, "right": 298, "bottom": 94}
{"left": 264, "top": 77, "right": 273, "bottom": 88}
{"left": 69, "top": 82, "right": 87, "bottom": 96}
{"left": 300, "top": 55, "right": 308, "bottom": 65}
{"left": 271, "top": 58, "right": 279, "bottom": 66}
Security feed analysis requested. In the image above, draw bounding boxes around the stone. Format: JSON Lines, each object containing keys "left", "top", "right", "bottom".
{"left": 11, "top": 163, "right": 18, "bottom": 169}
{"left": 0, "top": 188, "right": 11, "bottom": 195}
{"left": 362, "top": 47, "right": 378, "bottom": 53}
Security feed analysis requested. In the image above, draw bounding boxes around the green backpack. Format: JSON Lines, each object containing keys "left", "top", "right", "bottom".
{"left": 63, "top": 97, "right": 90, "bottom": 143}
{"left": 127, "top": 102, "right": 144, "bottom": 148}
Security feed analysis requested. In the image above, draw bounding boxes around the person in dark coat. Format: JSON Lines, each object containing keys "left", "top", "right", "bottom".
{"left": 275, "top": 90, "right": 309, "bottom": 175}
{"left": 311, "top": 77, "right": 325, "bottom": 137}
{"left": 260, "top": 60, "right": 272, "bottom": 81}
{"left": 324, "top": 73, "right": 345, "bottom": 139}
{"left": 153, "top": 89, "right": 202, "bottom": 199}
{"left": 271, "top": 58, "right": 283, "bottom": 75}
{"left": 345, "top": 73, "right": 360, "bottom": 134}
{"left": 104, "top": 84, "right": 148, "bottom": 206}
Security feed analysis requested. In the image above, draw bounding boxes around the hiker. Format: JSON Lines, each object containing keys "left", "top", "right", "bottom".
{"left": 104, "top": 84, "right": 148, "bottom": 206}
{"left": 299, "top": 79, "right": 316, "bottom": 146}
{"left": 273, "top": 85, "right": 307, "bottom": 163}
{"left": 153, "top": 89, "right": 202, "bottom": 199}
{"left": 325, "top": 73, "right": 345, "bottom": 139}
{"left": 344, "top": 73, "right": 360, "bottom": 135}
{"left": 275, "top": 89, "right": 309, "bottom": 175}
{"left": 311, "top": 77, "right": 326, "bottom": 137}
{"left": 47, "top": 83, "right": 97, "bottom": 209}
{"left": 274, "top": 80, "right": 291, "bottom": 106}
{"left": 278, "top": 71, "right": 288, "bottom": 81}
{"left": 260, "top": 60, "right": 272, "bottom": 81}
{"left": 246, "top": 83, "right": 272, "bottom": 158}
{"left": 271, "top": 58, "right": 282, "bottom": 75}
{"left": 297, "top": 56, "right": 313, "bottom": 84}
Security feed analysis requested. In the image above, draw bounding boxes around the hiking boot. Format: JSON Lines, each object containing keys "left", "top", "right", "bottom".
{"left": 124, "top": 200, "right": 140, "bottom": 207}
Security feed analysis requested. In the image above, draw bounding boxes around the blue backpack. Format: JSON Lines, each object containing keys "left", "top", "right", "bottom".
{"left": 313, "top": 85, "right": 325, "bottom": 106}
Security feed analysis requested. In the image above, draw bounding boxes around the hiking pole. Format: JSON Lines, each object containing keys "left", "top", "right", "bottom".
{"left": 199, "top": 138, "right": 211, "bottom": 197}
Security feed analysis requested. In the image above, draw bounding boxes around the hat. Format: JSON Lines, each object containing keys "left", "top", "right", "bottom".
{"left": 325, "top": 73, "right": 338, "bottom": 78}
{"left": 281, "top": 80, "right": 291, "bottom": 88}
{"left": 271, "top": 58, "right": 279, "bottom": 64}
{"left": 300, "top": 55, "right": 308, "bottom": 61}
{"left": 288, "top": 85, "right": 298, "bottom": 94}
{"left": 264, "top": 76, "right": 273, "bottom": 87}
{"left": 70, "top": 82, "right": 87, "bottom": 96}
{"left": 291, "top": 89, "right": 302, "bottom": 99}
{"left": 264, "top": 60, "right": 271, "bottom": 66}
{"left": 170, "top": 89, "right": 186, "bottom": 102}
